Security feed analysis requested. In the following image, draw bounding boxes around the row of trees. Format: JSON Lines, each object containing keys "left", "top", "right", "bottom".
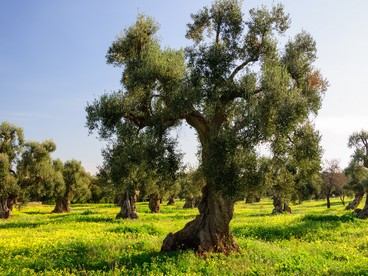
{"left": 85, "top": 0, "right": 368, "bottom": 254}
{"left": 0, "top": 122, "right": 92, "bottom": 218}
{"left": 4, "top": 0, "right": 367, "bottom": 256}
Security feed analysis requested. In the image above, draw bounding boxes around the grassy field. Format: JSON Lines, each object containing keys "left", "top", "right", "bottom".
{"left": 1, "top": 198, "right": 368, "bottom": 275}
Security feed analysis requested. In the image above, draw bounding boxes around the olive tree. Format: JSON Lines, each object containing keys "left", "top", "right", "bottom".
{"left": 345, "top": 131, "right": 368, "bottom": 213}
{"left": 17, "top": 140, "right": 63, "bottom": 207}
{"left": 179, "top": 167, "right": 205, "bottom": 209}
{"left": 268, "top": 123, "right": 322, "bottom": 213}
{"left": 99, "top": 124, "right": 181, "bottom": 218}
{"left": 52, "top": 160, "right": 91, "bottom": 213}
{"left": 86, "top": 0, "right": 326, "bottom": 253}
{"left": 321, "top": 159, "right": 346, "bottom": 208}
{"left": 0, "top": 122, "right": 24, "bottom": 218}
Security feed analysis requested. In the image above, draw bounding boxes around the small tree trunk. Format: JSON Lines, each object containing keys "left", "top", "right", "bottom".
{"left": 272, "top": 197, "right": 283, "bottom": 214}
{"left": 345, "top": 190, "right": 364, "bottom": 210}
{"left": 52, "top": 197, "right": 71, "bottom": 213}
{"left": 356, "top": 193, "right": 368, "bottom": 219}
{"left": 116, "top": 191, "right": 139, "bottom": 219}
{"left": 183, "top": 198, "right": 195, "bottom": 209}
{"left": 149, "top": 194, "right": 160, "bottom": 213}
{"left": 245, "top": 196, "right": 254, "bottom": 203}
{"left": 0, "top": 196, "right": 16, "bottom": 219}
{"left": 167, "top": 194, "right": 176, "bottom": 205}
{"left": 326, "top": 195, "right": 331, "bottom": 209}
{"left": 161, "top": 185, "right": 239, "bottom": 254}
{"left": 339, "top": 195, "right": 345, "bottom": 205}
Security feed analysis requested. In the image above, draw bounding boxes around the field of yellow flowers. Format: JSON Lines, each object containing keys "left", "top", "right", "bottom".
{"left": 1, "top": 198, "right": 368, "bottom": 275}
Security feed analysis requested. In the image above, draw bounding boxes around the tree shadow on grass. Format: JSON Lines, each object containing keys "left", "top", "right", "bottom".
{"left": 0, "top": 221, "right": 45, "bottom": 229}
{"left": 232, "top": 213, "right": 355, "bottom": 241}
{"left": 27, "top": 239, "right": 186, "bottom": 274}
{"left": 302, "top": 201, "right": 345, "bottom": 208}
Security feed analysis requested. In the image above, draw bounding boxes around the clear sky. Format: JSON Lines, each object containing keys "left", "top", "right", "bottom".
{"left": 1, "top": 0, "right": 367, "bottom": 174}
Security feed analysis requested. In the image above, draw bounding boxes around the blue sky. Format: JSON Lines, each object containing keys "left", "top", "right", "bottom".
{"left": 1, "top": 1, "right": 367, "bottom": 174}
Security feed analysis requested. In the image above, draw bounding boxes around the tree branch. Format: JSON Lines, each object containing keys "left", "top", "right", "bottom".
{"left": 184, "top": 108, "right": 209, "bottom": 145}
{"left": 228, "top": 57, "right": 258, "bottom": 81}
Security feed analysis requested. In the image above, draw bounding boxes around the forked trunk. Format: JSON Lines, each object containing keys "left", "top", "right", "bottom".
{"left": 345, "top": 190, "right": 364, "bottom": 210}
{"left": 161, "top": 185, "right": 239, "bottom": 254}
{"left": 356, "top": 193, "right": 368, "bottom": 219}
{"left": 52, "top": 197, "right": 71, "bottom": 213}
{"left": 149, "top": 194, "right": 160, "bottom": 213}
{"left": 116, "top": 191, "right": 139, "bottom": 219}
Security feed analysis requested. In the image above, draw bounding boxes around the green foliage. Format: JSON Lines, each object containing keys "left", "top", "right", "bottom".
{"left": 178, "top": 167, "right": 205, "bottom": 200}
{"left": 0, "top": 153, "right": 18, "bottom": 198}
{"left": 344, "top": 161, "right": 368, "bottom": 194}
{"left": 17, "top": 140, "right": 60, "bottom": 202}
{"left": 98, "top": 124, "right": 182, "bottom": 203}
{"left": 62, "top": 160, "right": 92, "bottom": 204}
{"left": 0, "top": 122, "right": 24, "bottom": 203}
{"left": 348, "top": 130, "right": 368, "bottom": 168}
{"left": 86, "top": 0, "right": 326, "bottom": 202}
{"left": 1, "top": 199, "right": 368, "bottom": 275}
{"left": 0, "top": 121, "right": 24, "bottom": 164}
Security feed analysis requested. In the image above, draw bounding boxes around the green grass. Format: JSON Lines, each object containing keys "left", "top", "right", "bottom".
{"left": 1, "top": 198, "right": 368, "bottom": 275}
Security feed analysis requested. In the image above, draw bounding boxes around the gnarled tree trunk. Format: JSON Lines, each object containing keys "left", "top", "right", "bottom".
{"left": 345, "top": 190, "right": 364, "bottom": 210}
{"left": 116, "top": 190, "right": 139, "bottom": 219}
{"left": 149, "top": 193, "right": 160, "bottom": 213}
{"left": 183, "top": 197, "right": 195, "bottom": 209}
{"left": 0, "top": 195, "right": 17, "bottom": 219}
{"left": 52, "top": 197, "right": 71, "bottom": 213}
{"left": 161, "top": 185, "right": 239, "bottom": 254}
{"left": 167, "top": 194, "right": 176, "bottom": 205}
{"left": 272, "top": 197, "right": 283, "bottom": 214}
{"left": 356, "top": 193, "right": 368, "bottom": 219}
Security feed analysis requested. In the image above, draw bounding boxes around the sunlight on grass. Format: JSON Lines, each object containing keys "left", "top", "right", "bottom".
{"left": 0, "top": 199, "right": 367, "bottom": 275}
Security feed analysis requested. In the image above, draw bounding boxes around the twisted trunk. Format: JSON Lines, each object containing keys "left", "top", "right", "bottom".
{"left": 149, "top": 193, "right": 160, "bottom": 213}
{"left": 161, "top": 185, "right": 239, "bottom": 254}
{"left": 345, "top": 190, "right": 364, "bottom": 210}
{"left": 52, "top": 197, "right": 71, "bottom": 213}
{"left": 116, "top": 190, "right": 139, "bottom": 219}
{"left": 0, "top": 195, "right": 17, "bottom": 219}
{"left": 356, "top": 193, "right": 368, "bottom": 219}
{"left": 162, "top": 111, "right": 239, "bottom": 253}
{"left": 272, "top": 197, "right": 283, "bottom": 214}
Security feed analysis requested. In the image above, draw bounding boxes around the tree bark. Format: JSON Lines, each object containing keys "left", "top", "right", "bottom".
{"left": 183, "top": 198, "right": 195, "bottom": 209}
{"left": 345, "top": 190, "right": 364, "bottom": 210}
{"left": 116, "top": 191, "right": 139, "bottom": 219}
{"left": 355, "top": 193, "right": 368, "bottom": 219}
{"left": 0, "top": 195, "right": 17, "bottom": 219}
{"left": 272, "top": 197, "right": 283, "bottom": 214}
{"left": 52, "top": 197, "right": 71, "bottom": 213}
{"left": 161, "top": 185, "right": 239, "bottom": 254}
{"left": 326, "top": 195, "right": 331, "bottom": 209}
{"left": 149, "top": 193, "right": 160, "bottom": 213}
{"left": 167, "top": 194, "right": 176, "bottom": 205}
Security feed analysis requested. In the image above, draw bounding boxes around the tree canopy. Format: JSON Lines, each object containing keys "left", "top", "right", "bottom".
{"left": 86, "top": 0, "right": 327, "bottom": 253}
